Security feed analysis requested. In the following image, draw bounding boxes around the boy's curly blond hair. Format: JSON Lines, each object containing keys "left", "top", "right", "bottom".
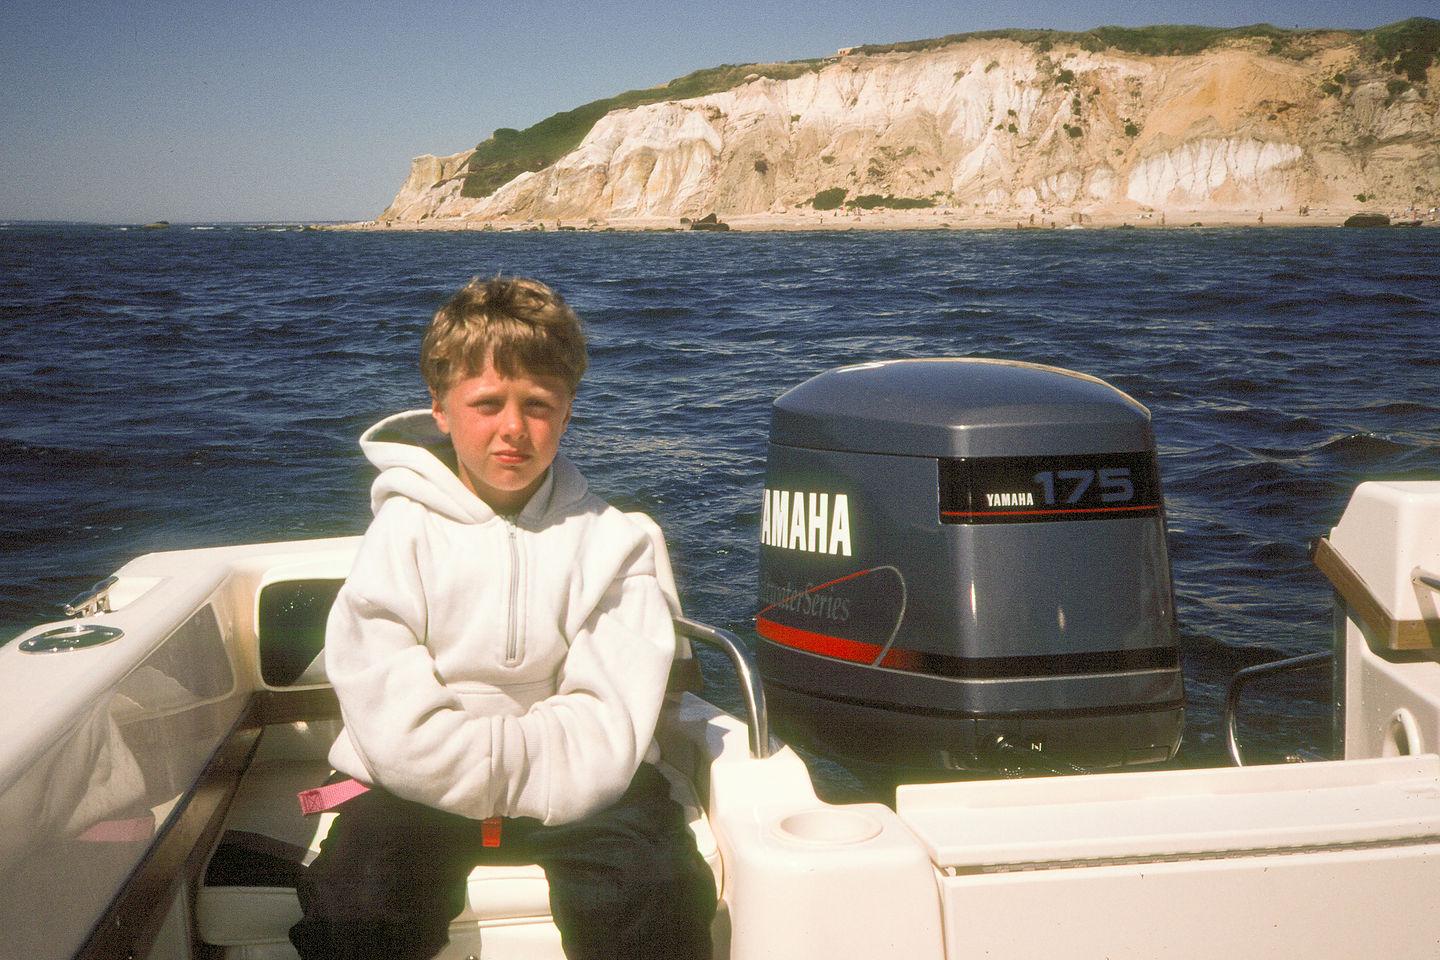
{"left": 420, "top": 275, "right": 587, "bottom": 396}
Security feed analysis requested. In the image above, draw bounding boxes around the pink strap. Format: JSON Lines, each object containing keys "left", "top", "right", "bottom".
{"left": 298, "top": 778, "right": 371, "bottom": 816}
{"left": 78, "top": 814, "right": 156, "bottom": 843}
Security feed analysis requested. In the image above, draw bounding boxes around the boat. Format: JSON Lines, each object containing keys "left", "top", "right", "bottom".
{"left": 6, "top": 359, "right": 1440, "bottom": 960}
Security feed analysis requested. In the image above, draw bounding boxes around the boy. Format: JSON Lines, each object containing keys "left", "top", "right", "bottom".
{"left": 290, "top": 276, "right": 715, "bottom": 960}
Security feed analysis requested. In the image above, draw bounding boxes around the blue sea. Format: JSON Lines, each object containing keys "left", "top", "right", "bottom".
{"left": 2, "top": 222, "right": 1437, "bottom": 772}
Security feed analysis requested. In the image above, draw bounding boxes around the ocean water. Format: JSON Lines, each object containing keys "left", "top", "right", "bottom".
{"left": 2, "top": 222, "right": 1437, "bottom": 771}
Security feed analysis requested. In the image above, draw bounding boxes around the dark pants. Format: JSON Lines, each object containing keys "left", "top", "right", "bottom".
{"left": 289, "top": 764, "right": 715, "bottom": 960}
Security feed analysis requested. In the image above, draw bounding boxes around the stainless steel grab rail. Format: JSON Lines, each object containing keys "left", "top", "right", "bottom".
{"left": 673, "top": 616, "right": 773, "bottom": 759}
{"left": 1223, "top": 651, "right": 1332, "bottom": 767}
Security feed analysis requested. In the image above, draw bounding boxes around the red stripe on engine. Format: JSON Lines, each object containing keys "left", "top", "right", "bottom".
{"left": 756, "top": 618, "right": 918, "bottom": 669}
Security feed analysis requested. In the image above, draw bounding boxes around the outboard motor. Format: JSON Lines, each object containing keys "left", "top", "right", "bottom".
{"left": 756, "top": 358, "right": 1183, "bottom": 774}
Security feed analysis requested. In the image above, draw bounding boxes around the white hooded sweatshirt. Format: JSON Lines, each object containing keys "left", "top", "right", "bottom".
{"left": 324, "top": 410, "right": 676, "bottom": 825}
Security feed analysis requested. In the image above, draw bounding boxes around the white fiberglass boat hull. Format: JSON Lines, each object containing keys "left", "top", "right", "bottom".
{"left": 3, "top": 481, "right": 1440, "bottom": 960}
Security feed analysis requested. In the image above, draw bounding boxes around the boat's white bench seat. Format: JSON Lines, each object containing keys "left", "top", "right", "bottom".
{"left": 196, "top": 718, "right": 718, "bottom": 960}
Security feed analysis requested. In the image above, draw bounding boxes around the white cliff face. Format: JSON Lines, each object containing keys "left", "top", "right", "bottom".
{"left": 380, "top": 35, "right": 1439, "bottom": 222}
{"left": 1127, "top": 138, "right": 1306, "bottom": 206}
{"left": 378, "top": 152, "right": 470, "bottom": 221}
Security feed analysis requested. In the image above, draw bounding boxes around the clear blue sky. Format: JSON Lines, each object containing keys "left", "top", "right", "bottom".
{"left": 0, "top": 0, "right": 1425, "bottom": 223}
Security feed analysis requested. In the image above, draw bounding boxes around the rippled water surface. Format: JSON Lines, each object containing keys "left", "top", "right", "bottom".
{"left": 2, "top": 223, "right": 1437, "bottom": 768}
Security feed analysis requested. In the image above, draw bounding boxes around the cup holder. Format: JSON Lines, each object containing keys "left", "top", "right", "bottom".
{"left": 773, "top": 808, "right": 883, "bottom": 845}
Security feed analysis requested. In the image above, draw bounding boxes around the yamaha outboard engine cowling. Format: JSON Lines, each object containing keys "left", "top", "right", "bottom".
{"left": 756, "top": 359, "right": 1184, "bottom": 773}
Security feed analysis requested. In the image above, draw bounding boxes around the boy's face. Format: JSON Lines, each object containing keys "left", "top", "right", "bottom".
{"left": 431, "top": 360, "right": 573, "bottom": 514}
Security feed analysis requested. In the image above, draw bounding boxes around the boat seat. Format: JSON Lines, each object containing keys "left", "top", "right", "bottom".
{"left": 195, "top": 720, "right": 719, "bottom": 959}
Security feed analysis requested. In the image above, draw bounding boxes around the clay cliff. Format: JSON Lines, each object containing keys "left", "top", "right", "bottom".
{"left": 378, "top": 22, "right": 1440, "bottom": 223}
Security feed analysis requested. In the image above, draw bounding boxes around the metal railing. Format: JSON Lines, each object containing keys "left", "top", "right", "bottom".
{"left": 673, "top": 616, "right": 773, "bottom": 759}
{"left": 1223, "top": 651, "right": 1332, "bottom": 767}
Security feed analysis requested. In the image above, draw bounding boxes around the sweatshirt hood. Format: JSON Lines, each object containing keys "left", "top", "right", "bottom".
{"left": 359, "top": 410, "right": 588, "bottom": 524}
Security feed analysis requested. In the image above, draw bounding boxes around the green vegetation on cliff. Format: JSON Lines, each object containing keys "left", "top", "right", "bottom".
{"left": 805, "top": 189, "right": 937, "bottom": 211}
{"left": 857, "top": 18, "right": 1438, "bottom": 61}
{"left": 1371, "top": 17, "right": 1440, "bottom": 82}
{"left": 855, "top": 24, "right": 1302, "bottom": 57}
{"left": 460, "top": 19, "right": 1438, "bottom": 201}
{"left": 461, "top": 61, "right": 822, "bottom": 198}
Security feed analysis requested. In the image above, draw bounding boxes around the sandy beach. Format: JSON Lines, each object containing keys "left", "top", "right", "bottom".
{"left": 329, "top": 203, "right": 1436, "bottom": 233}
